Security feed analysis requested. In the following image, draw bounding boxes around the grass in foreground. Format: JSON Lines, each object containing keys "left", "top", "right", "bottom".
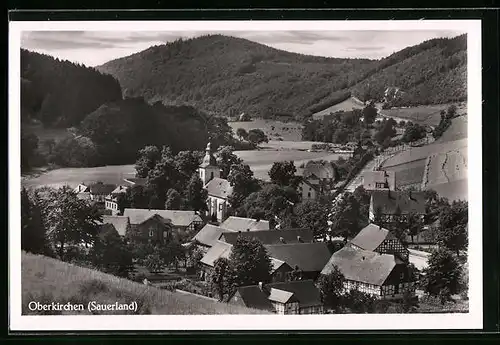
{"left": 21, "top": 252, "right": 268, "bottom": 315}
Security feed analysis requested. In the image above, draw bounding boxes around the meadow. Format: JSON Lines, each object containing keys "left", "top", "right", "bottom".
{"left": 21, "top": 251, "right": 266, "bottom": 315}
{"left": 228, "top": 118, "right": 303, "bottom": 141}
{"left": 312, "top": 97, "right": 365, "bottom": 120}
{"left": 377, "top": 102, "right": 466, "bottom": 127}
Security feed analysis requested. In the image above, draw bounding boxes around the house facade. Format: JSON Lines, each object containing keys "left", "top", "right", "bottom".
{"left": 123, "top": 208, "right": 204, "bottom": 235}
{"left": 126, "top": 214, "right": 173, "bottom": 246}
{"left": 297, "top": 179, "right": 319, "bottom": 201}
{"left": 369, "top": 190, "right": 426, "bottom": 223}
{"left": 296, "top": 160, "right": 337, "bottom": 200}
{"left": 104, "top": 185, "right": 129, "bottom": 215}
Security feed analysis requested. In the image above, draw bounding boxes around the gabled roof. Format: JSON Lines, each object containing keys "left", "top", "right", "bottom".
{"left": 363, "top": 170, "right": 396, "bottom": 190}
{"left": 221, "top": 228, "right": 313, "bottom": 246}
{"left": 300, "top": 179, "right": 320, "bottom": 192}
{"left": 205, "top": 177, "right": 233, "bottom": 199}
{"left": 98, "top": 223, "right": 120, "bottom": 240}
{"left": 265, "top": 242, "right": 331, "bottom": 273}
{"left": 234, "top": 280, "right": 322, "bottom": 311}
{"left": 123, "top": 208, "right": 202, "bottom": 227}
{"left": 303, "top": 161, "right": 336, "bottom": 180}
{"left": 101, "top": 215, "right": 129, "bottom": 237}
{"left": 220, "top": 216, "right": 270, "bottom": 232}
{"left": 270, "top": 258, "right": 290, "bottom": 272}
{"left": 88, "top": 182, "right": 117, "bottom": 196}
{"left": 110, "top": 185, "right": 128, "bottom": 196}
{"left": 200, "top": 240, "right": 233, "bottom": 267}
{"left": 321, "top": 246, "right": 397, "bottom": 286}
{"left": 349, "top": 223, "right": 397, "bottom": 252}
{"left": 371, "top": 190, "right": 426, "bottom": 215}
{"left": 123, "top": 177, "right": 147, "bottom": 186}
{"left": 192, "top": 224, "right": 228, "bottom": 247}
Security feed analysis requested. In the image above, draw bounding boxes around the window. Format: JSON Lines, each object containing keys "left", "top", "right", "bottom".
{"left": 219, "top": 203, "right": 223, "bottom": 211}
{"left": 163, "top": 231, "right": 169, "bottom": 238}
{"left": 308, "top": 192, "right": 311, "bottom": 198}
{"left": 149, "top": 230, "right": 154, "bottom": 237}
{"left": 210, "top": 172, "right": 214, "bottom": 180}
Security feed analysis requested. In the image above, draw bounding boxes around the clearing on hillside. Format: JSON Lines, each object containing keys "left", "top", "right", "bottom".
{"left": 21, "top": 252, "right": 267, "bottom": 315}
{"left": 228, "top": 118, "right": 303, "bottom": 141}
{"left": 312, "top": 97, "right": 365, "bottom": 120}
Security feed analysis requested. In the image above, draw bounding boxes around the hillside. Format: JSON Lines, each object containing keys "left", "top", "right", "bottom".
{"left": 21, "top": 49, "right": 122, "bottom": 127}
{"left": 22, "top": 251, "right": 266, "bottom": 315}
{"left": 98, "top": 34, "right": 467, "bottom": 119}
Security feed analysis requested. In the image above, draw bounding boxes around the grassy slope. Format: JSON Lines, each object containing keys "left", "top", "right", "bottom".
{"left": 22, "top": 252, "right": 267, "bottom": 315}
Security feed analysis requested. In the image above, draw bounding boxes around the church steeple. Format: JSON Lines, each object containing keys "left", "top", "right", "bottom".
{"left": 199, "top": 141, "right": 220, "bottom": 185}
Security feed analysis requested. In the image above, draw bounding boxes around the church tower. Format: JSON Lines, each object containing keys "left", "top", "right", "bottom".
{"left": 199, "top": 142, "right": 220, "bottom": 186}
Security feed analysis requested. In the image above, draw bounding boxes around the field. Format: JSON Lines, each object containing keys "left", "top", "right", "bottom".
{"left": 21, "top": 251, "right": 266, "bottom": 315}
{"left": 312, "top": 97, "right": 365, "bottom": 120}
{"left": 377, "top": 102, "right": 466, "bottom": 127}
{"left": 382, "top": 138, "right": 468, "bottom": 200}
{"left": 434, "top": 115, "right": 468, "bottom": 143}
{"left": 228, "top": 118, "right": 303, "bottom": 141}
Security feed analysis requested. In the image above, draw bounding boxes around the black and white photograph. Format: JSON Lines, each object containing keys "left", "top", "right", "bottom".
{"left": 9, "top": 20, "right": 482, "bottom": 331}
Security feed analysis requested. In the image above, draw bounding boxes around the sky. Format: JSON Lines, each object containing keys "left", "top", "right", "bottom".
{"left": 21, "top": 30, "right": 464, "bottom": 67}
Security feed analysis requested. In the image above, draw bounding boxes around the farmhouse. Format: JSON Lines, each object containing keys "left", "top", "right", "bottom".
{"left": 297, "top": 179, "right": 319, "bottom": 201}
{"left": 104, "top": 185, "right": 128, "bottom": 215}
{"left": 220, "top": 228, "right": 313, "bottom": 246}
{"left": 297, "top": 160, "right": 337, "bottom": 200}
{"left": 228, "top": 280, "right": 324, "bottom": 314}
{"left": 348, "top": 223, "right": 409, "bottom": 262}
{"left": 123, "top": 208, "right": 204, "bottom": 234}
{"left": 363, "top": 170, "right": 396, "bottom": 191}
{"left": 87, "top": 182, "right": 117, "bottom": 203}
{"left": 369, "top": 190, "right": 426, "bottom": 222}
{"left": 198, "top": 142, "right": 233, "bottom": 222}
{"left": 125, "top": 213, "right": 174, "bottom": 246}
{"left": 321, "top": 246, "right": 416, "bottom": 300}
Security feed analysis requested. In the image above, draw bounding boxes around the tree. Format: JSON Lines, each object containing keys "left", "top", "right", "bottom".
{"left": 422, "top": 248, "right": 462, "bottom": 302}
{"left": 40, "top": 186, "right": 101, "bottom": 261}
{"left": 210, "top": 257, "right": 231, "bottom": 301}
{"left": 135, "top": 145, "right": 161, "bottom": 178}
{"left": 330, "top": 193, "right": 362, "bottom": 241}
{"left": 165, "top": 188, "right": 184, "bottom": 210}
{"left": 162, "top": 240, "right": 185, "bottom": 271}
{"left": 228, "top": 237, "right": 272, "bottom": 288}
{"left": 215, "top": 145, "right": 243, "bottom": 179}
{"left": 343, "top": 290, "right": 377, "bottom": 313}
{"left": 352, "top": 185, "right": 371, "bottom": 228}
{"left": 401, "top": 122, "right": 426, "bottom": 143}
{"left": 21, "top": 130, "right": 39, "bottom": 171}
{"left": 227, "top": 163, "right": 260, "bottom": 211}
{"left": 91, "top": 226, "right": 134, "bottom": 278}
{"left": 247, "top": 128, "right": 269, "bottom": 145}
{"left": 294, "top": 200, "right": 329, "bottom": 240}
{"left": 362, "top": 102, "right": 377, "bottom": 125}
{"left": 318, "top": 265, "right": 345, "bottom": 312}
{"left": 21, "top": 188, "right": 49, "bottom": 255}
{"left": 268, "top": 161, "right": 297, "bottom": 187}
{"left": 372, "top": 206, "right": 384, "bottom": 227}
{"left": 175, "top": 150, "right": 203, "bottom": 184}
{"left": 42, "top": 138, "right": 56, "bottom": 155}
{"left": 184, "top": 174, "right": 208, "bottom": 212}
{"left": 446, "top": 104, "right": 457, "bottom": 119}
{"left": 143, "top": 247, "right": 165, "bottom": 273}
{"left": 436, "top": 201, "right": 468, "bottom": 255}
{"left": 236, "top": 128, "right": 248, "bottom": 141}
{"left": 406, "top": 211, "right": 423, "bottom": 243}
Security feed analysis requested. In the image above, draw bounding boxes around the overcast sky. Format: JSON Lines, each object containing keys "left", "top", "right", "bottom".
{"left": 21, "top": 30, "right": 464, "bottom": 67}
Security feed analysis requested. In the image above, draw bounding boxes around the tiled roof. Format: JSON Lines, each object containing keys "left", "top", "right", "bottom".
{"left": 192, "top": 224, "right": 228, "bottom": 247}
{"left": 200, "top": 240, "right": 233, "bottom": 267}
{"left": 205, "top": 177, "right": 233, "bottom": 199}
{"left": 98, "top": 223, "right": 120, "bottom": 239}
{"left": 123, "top": 208, "right": 202, "bottom": 227}
{"left": 110, "top": 185, "right": 128, "bottom": 195}
{"left": 371, "top": 190, "right": 426, "bottom": 215}
{"left": 234, "top": 280, "right": 322, "bottom": 311}
{"left": 363, "top": 170, "right": 396, "bottom": 190}
{"left": 220, "top": 216, "right": 270, "bottom": 232}
{"left": 101, "top": 215, "right": 129, "bottom": 237}
{"left": 264, "top": 242, "right": 331, "bottom": 273}
{"left": 349, "top": 223, "right": 396, "bottom": 252}
{"left": 321, "top": 246, "right": 397, "bottom": 286}
{"left": 221, "top": 228, "right": 313, "bottom": 246}
{"left": 88, "top": 183, "right": 117, "bottom": 196}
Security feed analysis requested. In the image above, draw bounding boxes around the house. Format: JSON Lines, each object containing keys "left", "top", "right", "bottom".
{"left": 100, "top": 215, "right": 131, "bottom": 238}
{"left": 228, "top": 280, "right": 324, "bottom": 314}
{"left": 198, "top": 142, "right": 233, "bottom": 222}
{"left": 125, "top": 213, "right": 173, "bottom": 246}
{"left": 348, "top": 223, "right": 409, "bottom": 262}
{"left": 297, "top": 179, "right": 319, "bottom": 201}
{"left": 321, "top": 246, "right": 415, "bottom": 300}
{"left": 220, "top": 228, "right": 314, "bottom": 246}
{"left": 264, "top": 242, "right": 332, "bottom": 280}
{"left": 298, "top": 160, "right": 337, "bottom": 199}
{"left": 369, "top": 190, "right": 426, "bottom": 222}
{"left": 192, "top": 216, "right": 271, "bottom": 252}
{"left": 74, "top": 183, "right": 89, "bottom": 194}
{"left": 363, "top": 170, "right": 396, "bottom": 191}
{"left": 104, "top": 185, "right": 129, "bottom": 215}
{"left": 87, "top": 182, "right": 117, "bottom": 203}
{"left": 123, "top": 208, "right": 204, "bottom": 234}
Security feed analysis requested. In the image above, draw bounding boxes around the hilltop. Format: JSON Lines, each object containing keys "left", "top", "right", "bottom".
{"left": 22, "top": 251, "right": 267, "bottom": 315}
{"left": 98, "top": 34, "right": 467, "bottom": 119}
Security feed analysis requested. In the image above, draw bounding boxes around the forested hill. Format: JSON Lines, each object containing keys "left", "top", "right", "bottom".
{"left": 21, "top": 49, "right": 123, "bottom": 127}
{"left": 98, "top": 34, "right": 467, "bottom": 119}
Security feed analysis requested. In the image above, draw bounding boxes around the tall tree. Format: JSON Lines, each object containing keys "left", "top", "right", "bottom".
{"left": 436, "top": 201, "right": 468, "bottom": 255}
{"left": 165, "top": 188, "right": 184, "bottom": 210}
{"left": 247, "top": 128, "right": 269, "bottom": 145}
{"left": 210, "top": 257, "right": 231, "bottom": 301}
{"left": 215, "top": 146, "right": 242, "bottom": 179}
{"left": 362, "top": 102, "right": 377, "bottom": 125}
{"left": 184, "top": 174, "right": 208, "bottom": 212}
{"left": 175, "top": 150, "right": 203, "bottom": 185}
{"left": 330, "top": 193, "right": 361, "bottom": 241}
{"left": 21, "top": 130, "right": 39, "bottom": 171}
{"left": 135, "top": 145, "right": 161, "bottom": 178}
{"left": 294, "top": 200, "right": 329, "bottom": 240}
{"left": 228, "top": 237, "right": 272, "bottom": 288}
{"left": 236, "top": 128, "right": 248, "bottom": 141}
{"left": 227, "top": 163, "right": 260, "bottom": 211}
{"left": 21, "top": 188, "right": 49, "bottom": 255}
{"left": 422, "top": 248, "right": 462, "bottom": 303}
{"left": 91, "top": 226, "right": 134, "bottom": 278}
{"left": 318, "top": 265, "right": 345, "bottom": 312}
{"left": 406, "top": 211, "right": 423, "bottom": 244}
{"left": 268, "top": 160, "right": 297, "bottom": 187}
{"left": 40, "top": 186, "right": 101, "bottom": 261}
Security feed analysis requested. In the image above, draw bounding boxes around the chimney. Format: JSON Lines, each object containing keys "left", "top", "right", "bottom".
{"left": 297, "top": 236, "right": 303, "bottom": 243}
{"left": 258, "top": 282, "right": 263, "bottom": 290}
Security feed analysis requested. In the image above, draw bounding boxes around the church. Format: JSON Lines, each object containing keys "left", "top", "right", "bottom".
{"left": 198, "top": 142, "right": 234, "bottom": 223}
